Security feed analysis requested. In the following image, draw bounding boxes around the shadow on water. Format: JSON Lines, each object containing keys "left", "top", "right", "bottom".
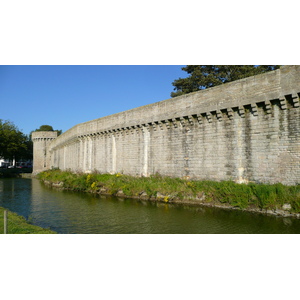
{"left": 1, "top": 178, "right": 300, "bottom": 233}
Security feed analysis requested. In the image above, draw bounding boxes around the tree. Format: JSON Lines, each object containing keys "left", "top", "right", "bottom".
{"left": 34, "top": 125, "right": 62, "bottom": 136}
{"left": 35, "top": 125, "right": 54, "bottom": 131}
{"left": 171, "top": 65, "right": 281, "bottom": 97}
{"left": 0, "top": 120, "right": 29, "bottom": 162}
{"left": 22, "top": 136, "right": 33, "bottom": 160}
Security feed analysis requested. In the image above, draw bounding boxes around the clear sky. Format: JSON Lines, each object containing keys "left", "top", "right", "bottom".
{"left": 0, "top": 65, "right": 187, "bottom": 135}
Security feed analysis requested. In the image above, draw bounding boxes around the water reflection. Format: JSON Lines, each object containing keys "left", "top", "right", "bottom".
{"left": 1, "top": 178, "right": 300, "bottom": 234}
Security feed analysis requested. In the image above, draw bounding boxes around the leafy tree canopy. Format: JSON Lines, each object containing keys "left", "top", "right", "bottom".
{"left": 171, "top": 65, "right": 281, "bottom": 97}
{"left": 34, "top": 125, "right": 62, "bottom": 136}
{"left": 0, "top": 119, "right": 31, "bottom": 161}
{"left": 35, "top": 125, "right": 54, "bottom": 131}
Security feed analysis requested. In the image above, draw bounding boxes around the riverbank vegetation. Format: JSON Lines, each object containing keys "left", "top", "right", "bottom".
{"left": 37, "top": 169, "right": 300, "bottom": 215}
{"left": 0, "top": 207, "right": 56, "bottom": 234}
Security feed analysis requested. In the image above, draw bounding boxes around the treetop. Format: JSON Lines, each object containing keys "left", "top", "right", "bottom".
{"left": 171, "top": 65, "right": 281, "bottom": 97}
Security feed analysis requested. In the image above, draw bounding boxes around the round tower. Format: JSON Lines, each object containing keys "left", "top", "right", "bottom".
{"left": 32, "top": 131, "right": 58, "bottom": 174}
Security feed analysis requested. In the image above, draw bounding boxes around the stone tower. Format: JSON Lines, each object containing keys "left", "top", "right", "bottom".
{"left": 32, "top": 131, "right": 58, "bottom": 174}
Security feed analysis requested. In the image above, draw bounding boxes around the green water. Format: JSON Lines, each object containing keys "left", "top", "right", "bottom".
{"left": 1, "top": 178, "right": 300, "bottom": 233}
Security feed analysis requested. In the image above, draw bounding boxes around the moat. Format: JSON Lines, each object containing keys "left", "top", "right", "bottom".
{"left": 1, "top": 178, "right": 300, "bottom": 234}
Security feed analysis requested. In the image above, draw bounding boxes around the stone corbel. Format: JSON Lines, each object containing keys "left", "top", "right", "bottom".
{"left": 106, "top": 130, "right": 113, "bottom": 138}
{"left": 171, "top": 118, "right": 178, "bottom": 128}
{"left": 206, "top": 112, "right": 212, "bottom": 123}
{"left": 119, "top": 128, "right": 125, "bottom": 136}
{"left": 130, "top": 125, "right": 137, "bottom": 134}
{"left": 216, "top": 110, "right": 222, "bottom": 121}
{"left": 265, "top": 100, "right": 272, "bottom": 114}
{"left": 251, "top": 103, "right": 258, "bottom": 116}
{"left": 187, "top": 115, "right": 194, "bottom": 126}
{"left": 134, "top": 124, "right": 140, "bottom": 133}
{"left": 291, "top": 94, "right": 300, "bottom": 108}
{"left": 115, "top": 128, "right": 122, "bottom": 136}
{"left": 151, "top": 122, "right": 157, "bottom": 131}
{"left": 227, "top": 108, "right": 234, "bottom": 120}
{"left": 279, "top": 97, "right": 287, "bottom": 110}
{"left": 238, "top": 106, "right": 245, "bottom": 117}
{"left": 141, "top": 124, "right": 150, "bottom": 132}
{"left": 157, "top": 121, "right": 164, "bottom": 130}
{"left": 162, "top": 120, "right": 170, "bottom": 130}
{"left": 196, "top": 114, "right": 203, "bottom": 125}
{"left": 180, "top": 117, "right": 186, "bottom": 127}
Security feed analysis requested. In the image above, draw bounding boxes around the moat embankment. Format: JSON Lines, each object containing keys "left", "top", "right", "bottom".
{"left": 3, "top": 176, "right": 300, "bottom": 233}
{"left": 37, "top": 169, "right": 300, "bottom": 219}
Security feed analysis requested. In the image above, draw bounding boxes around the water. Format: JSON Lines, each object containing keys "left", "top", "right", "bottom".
{"left": 1, "top": 178, "right": 300, "bottom": 233}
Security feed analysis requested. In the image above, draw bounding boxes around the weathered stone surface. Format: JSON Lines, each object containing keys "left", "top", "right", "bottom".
{"left": 139, "top": 191, "right": 149, "bottom": 200}
{"left": 116, "top": 190, "right": 125, "bottom": 197}
{"left": 282, "top": 204, "right": 292, "bottom": 211}
{"left": 33, "top": 66, "right": 300, "bottom": 185}
{"left": 52, "top": 181, "right": 64, "bottom": 188}
{"left": 156, "top": 192, "right": 165, "bottom": 199}
{"left": 32, "top": 131, "right": 58, "bottom": 174}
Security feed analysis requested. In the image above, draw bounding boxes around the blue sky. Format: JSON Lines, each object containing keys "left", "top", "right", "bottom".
{"left": 0, "top": 65, "right": 187, "bottom": 135}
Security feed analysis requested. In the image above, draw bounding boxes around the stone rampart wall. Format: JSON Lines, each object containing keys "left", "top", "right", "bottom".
{"left": 34, "top": 66, "right": 300, "bottom": 185}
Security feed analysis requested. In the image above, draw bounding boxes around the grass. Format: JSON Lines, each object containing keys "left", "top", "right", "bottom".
{"left": 0, "top": 207, "right": 56, "bottom": 234}
{"left": 37, "top": 169, "right": 300, "bottom": 213}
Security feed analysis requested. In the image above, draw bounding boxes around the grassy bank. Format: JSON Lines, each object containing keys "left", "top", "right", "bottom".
{"left": 0, "top": 207, "right": 56, "bottom": 234}
{"left": 37, "top": 169, "right": 300, "bottom": 215}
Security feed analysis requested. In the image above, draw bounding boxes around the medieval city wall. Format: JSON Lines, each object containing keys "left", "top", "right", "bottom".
{"left": 33, "top": 66, "right": 300, "bottom": 185}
